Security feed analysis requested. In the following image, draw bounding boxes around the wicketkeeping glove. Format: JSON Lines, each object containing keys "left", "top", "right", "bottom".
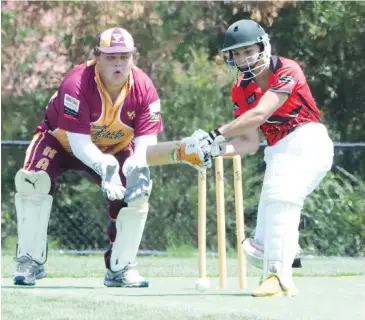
{"left": 123, "top": 165, "right": 152, "bottom": 206}
{"left": 96, "top": 154, "right": 126, "bottom": 201}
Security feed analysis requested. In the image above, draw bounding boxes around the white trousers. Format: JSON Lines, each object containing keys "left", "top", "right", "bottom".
{"left": 254, "top": 122, "right": 333, "bottom": 287}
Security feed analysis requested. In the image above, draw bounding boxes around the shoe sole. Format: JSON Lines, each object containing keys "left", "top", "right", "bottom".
{"left": 252, "top": 275, "right": 298, "bottom": 297}
{"left": 252, "top": 293, "right": 281, "bottom": 297}
{"left": 13, "top": 276, "right": 35, "bottom": 286}
{"left": 13, "top": 269, "right": 46, "bottom": 285}
{"left": 252, "top": 289, "right": 298, "bottom": 298}
{"left": 104, "top": 280, "right": 149, "bottom": 288}
{"left": 292, "top": 258, "right": 302, "bottom": 268}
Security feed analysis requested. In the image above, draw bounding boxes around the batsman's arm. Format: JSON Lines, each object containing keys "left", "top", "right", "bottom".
{"left": 218, "top": 92, "right": 288, "bottom": 138}
{"left": 146, "top": 141, "right": 182, "bottom": 166}
{"left": 220, "top": 129, "right": 261, "bottom": 157}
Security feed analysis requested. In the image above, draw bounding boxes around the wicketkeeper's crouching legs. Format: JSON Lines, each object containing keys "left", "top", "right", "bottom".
{"left": 13, "top": 169, "right": 52, "bottom": 285}
{"left": 103, "top": 165, "right": 152, "bottom": 288}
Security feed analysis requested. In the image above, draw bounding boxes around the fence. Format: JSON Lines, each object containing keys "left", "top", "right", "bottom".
{"left": 2, "top": 141, "right": 365, "bottom": 256}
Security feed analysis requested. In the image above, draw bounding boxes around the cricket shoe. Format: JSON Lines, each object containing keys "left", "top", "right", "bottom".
{"left": 104, "top": 262, "right": 149, "bottom": 288}
{"left": 252, "top": 275, "right": 298, "bottom": 297}
{"left": 13, "top": 255, "right": 47, "bottom": 286}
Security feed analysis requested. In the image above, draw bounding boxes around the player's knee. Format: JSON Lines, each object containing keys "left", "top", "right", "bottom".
{"left": 261, "top": 186, "right": 305, "bottom": 207}
{"left": 108, "top": 199, "right": 127, "bottom": 219}
{"left": 119, "top": 203, "right": 149, "bottom": 217}
{"left": 115, "top": 203, "right": 149, "bottom": 226}
{"left": 15, "top": 169, "right": 51, "bottom": 194}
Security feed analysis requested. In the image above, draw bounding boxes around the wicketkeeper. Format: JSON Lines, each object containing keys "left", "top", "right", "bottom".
{"left": 13, "top": 27, "right": 208, "bottom": 287}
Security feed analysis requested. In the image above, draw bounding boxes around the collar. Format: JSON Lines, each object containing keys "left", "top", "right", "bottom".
{"left": 270, "top": 55, "right": 282, "bottom": 73}
{"left": 239, "top": 75, "right": 251, "bottom": 88}
{"left": 87, "top": 59, "right": 96, "bottom": 66}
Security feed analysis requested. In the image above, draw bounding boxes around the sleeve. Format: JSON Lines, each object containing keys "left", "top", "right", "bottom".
{"left": 134, "top": 80, "right": 163, "bottom": 137}
{"left": 122, "top": 135, "right": 158, "bottom": 172}
{"left": 269, "top": 63, "right": 302, "bottom": 95}
{"left": 57, "top": 77, "right": 91, "bottom": 134}
{"left": 66, "top": 132, "right": 104, "bottom": 170}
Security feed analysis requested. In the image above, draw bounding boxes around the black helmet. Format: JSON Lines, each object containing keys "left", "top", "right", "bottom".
{"left": 222, "top": 19, "right": 268, "bottom": 52}
{"left": 222, "top": 19, "right": 271, "bottom": 80}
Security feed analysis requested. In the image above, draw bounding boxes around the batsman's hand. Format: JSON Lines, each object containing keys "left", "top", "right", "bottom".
{"left": 95, "top": 154, "right": 125, "bottom": 201}
{"left": 191, "top": 129, "right": 226, "bottom": 158}
{"left": 175, "top": 136, "right": 212, "bottom": 169}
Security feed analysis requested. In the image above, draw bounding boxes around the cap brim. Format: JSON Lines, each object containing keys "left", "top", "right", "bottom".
{"left": 221, "top": 41, "right": 257, "bottom": 52}
{"left": 97, "top": 46, "right": 136, "bottom": 54}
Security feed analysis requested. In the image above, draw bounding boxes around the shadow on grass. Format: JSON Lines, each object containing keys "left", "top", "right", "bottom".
{"left": 2, "top": 286, "right": 253, "bottom": 297}
{"left": 108, "top": 292, "right": 253, "bottom": 297}
{"left": 2, "top": 286, "right": 99, "bottom": 289}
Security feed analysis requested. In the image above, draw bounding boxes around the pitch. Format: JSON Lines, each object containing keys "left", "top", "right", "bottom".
{"left": 2, "top": 254, "right": 364, "bottom": 320}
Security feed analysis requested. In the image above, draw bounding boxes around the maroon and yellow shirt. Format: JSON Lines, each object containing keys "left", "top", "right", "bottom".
{"left": 40, "top": 60, "right": 163, "bottom": 154}
{"left": 232, "top": 56, "right": 320, "bottom": 146}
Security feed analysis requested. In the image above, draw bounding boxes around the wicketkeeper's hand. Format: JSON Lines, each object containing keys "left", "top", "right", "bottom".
{"left": 96, "top": 154, "right": 125, "bottom": 201}
{"left": 191, "top": 129, "right": 226, "bottom": 158}
{"left": 174, "top": 136, "right": 212, "bottom": 169}
{"left": 123, "top": 160, "right": 152, "bottom": 206}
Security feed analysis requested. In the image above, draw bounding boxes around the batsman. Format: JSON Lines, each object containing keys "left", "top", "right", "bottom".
{"left": 13, "top": 27, "right": 208, "bottom": 287}
{"left": 182, "top": 20, "right": 334, "bottom": 296}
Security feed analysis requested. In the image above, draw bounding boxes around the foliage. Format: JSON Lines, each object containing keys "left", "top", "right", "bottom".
{"left": 270, "top": 1, "right": 365, "bottom": 176}
{"left": 301, "top": 167, "right": 365, "bottom": 256}
{"left": 1, "top": 1, "right": 365, "bottom": 256}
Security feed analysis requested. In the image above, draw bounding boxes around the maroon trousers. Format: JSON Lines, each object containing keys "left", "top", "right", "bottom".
{"left": 23, "top": 130, "right": 132, "bottom": 269}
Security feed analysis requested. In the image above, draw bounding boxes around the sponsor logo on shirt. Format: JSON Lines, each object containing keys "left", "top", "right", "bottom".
{"left": 149, "top": 113, "right": 160, "bottom": 122}
{"left": 246, "top": 93, "right": 256, "bottom": 105}
{"left": 278, "top": 75, "right": 295, "bottom": 84}
{"left": 149, "top": 99, "right": 161, "bottom": 115}
{"left": 64, "top": 94, "right": 80, "bottom": 119}
{"left": 233, "top": 103, "right": 239, "bottom": 111}
{"left": 91, "top": 125, "right": 124, "bottom": 140}
{"left": 149, "top": 99, "right": 161, "bottom": 123}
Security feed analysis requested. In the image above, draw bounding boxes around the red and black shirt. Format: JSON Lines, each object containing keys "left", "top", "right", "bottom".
{"left": 232, "top": 56, "right": 320, "bottom": 146}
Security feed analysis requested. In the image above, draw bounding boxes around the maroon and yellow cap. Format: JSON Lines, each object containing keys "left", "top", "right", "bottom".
{"left": 95, "top": 27, "right": 136, "bottom": 54}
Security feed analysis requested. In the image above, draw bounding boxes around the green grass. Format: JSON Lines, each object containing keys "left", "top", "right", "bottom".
{"left": 2, "top": 254, "right": 365, "bottom": 279}
{"left": 2, "top": 254, "right": 365, "bottom": 320}
{"left": 1, "top": 287, "right": 267, "bottom": 320}
{"left": 1, "top": 236, "right": 60, "bottom": 251}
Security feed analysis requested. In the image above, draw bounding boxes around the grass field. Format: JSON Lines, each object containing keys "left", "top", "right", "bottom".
{"left": 2, "top": 254, "right": 365, "bottom": 320}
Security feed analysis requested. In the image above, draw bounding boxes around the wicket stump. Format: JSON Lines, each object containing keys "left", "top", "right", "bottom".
{"left": 198, "top": 155, "right": 247, "bottom": 289}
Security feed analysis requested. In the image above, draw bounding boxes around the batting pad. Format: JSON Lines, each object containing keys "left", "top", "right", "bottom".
{"left": 263, "top": 202, "right": 301, "bottom": 289}
{"left": 15, "top": 169, "right": 51, "bottom": 194}
{"left": 243, "top": 238, "right": 264, "bottom": 270}
{"left": 15, "top": 169, "right": 52, "bottom": 264}
{"left": 253, "top": 193, "right": 266, "bottom": 247}
{"left": 243, "top": 238, "right": 302, "bottom": 270}
{"left": 110, "top": 204, "right": 148, "bottom": 272}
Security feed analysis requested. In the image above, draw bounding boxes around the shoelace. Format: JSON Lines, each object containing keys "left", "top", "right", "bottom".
{"left": 123, "top": 267, "right": 141, "bottom": 281}
{"left": 15, "top": 256, "right": 40, "bottom": 274}
{"left": 111, "top": 264, "right": 141, "bottom": 281}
